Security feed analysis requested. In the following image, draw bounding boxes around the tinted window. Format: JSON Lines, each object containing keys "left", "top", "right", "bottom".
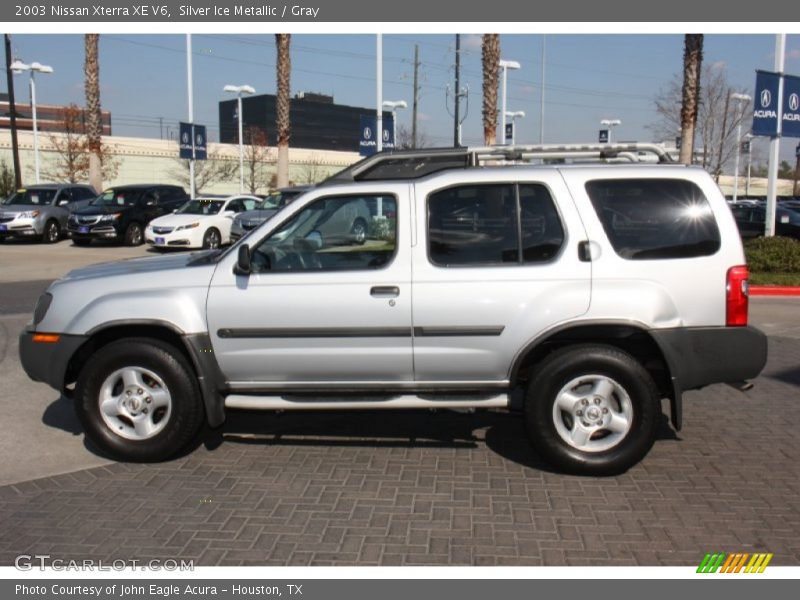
{"left": 92, "top": 189, "right": 141, "bottom": 208}
{"left": 251, "top": 195, "right": 397, "bottom": 273}
{"left": 428, "top": 183, "right": 563, "bottom": 267}
{"left": 585, "top": 179, "right": 721, "bottom": 260}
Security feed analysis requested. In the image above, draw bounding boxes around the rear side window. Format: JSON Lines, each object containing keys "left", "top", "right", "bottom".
{"left": 585, "top": 178, "right": 720, "bottom": 260}
{"left": 428, "top": 183, "right": 564, "bottom": 266}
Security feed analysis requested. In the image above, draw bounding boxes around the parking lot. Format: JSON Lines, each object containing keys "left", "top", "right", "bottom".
{"left": 0, "top": 241, "right": 799, "bottom": 566}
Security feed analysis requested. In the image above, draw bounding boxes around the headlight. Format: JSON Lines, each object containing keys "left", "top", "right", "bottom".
{"left": 176, "top": 222, "right": 200, "bottom": 231}
{"left": 99, "top": 213, "right": 121, "bottom": 222}
{"left": 19, "top": 210, "right": 40, "bottom": 218}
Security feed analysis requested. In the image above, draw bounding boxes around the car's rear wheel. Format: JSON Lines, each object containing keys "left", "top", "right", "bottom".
{"left": 351, "top": 218, "right": 367, "bottom": 245}
{"left": 124, "top": 222, "right": 143, "bottom": 246}
{"left": 43, "top": 219, "right": 60, "bottom": 244}
{"left": 524, "top": 344, "right": 660, "bottom": 476}
{"left": 75, "top": 338, "right": 205, "bottom": 461}
{"left": 202, "top": 227, "right": 221, "bottom": 250}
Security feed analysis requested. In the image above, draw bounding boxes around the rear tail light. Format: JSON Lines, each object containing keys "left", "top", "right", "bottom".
{"left": 726, "top": 265, "right": 749, "bottom": 327}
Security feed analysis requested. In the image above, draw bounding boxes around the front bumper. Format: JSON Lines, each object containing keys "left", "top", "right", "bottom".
{"left": 19, "top": 329, "right": 89, "bottom": 392}
{"left": 145, "top": 228, "right": 202, "bottom": 248}
{"left": 651, "top": 325, "right": 768, "bottom": 391}
{"left": 0, "top": 218, "right": 44, "bottom": 238}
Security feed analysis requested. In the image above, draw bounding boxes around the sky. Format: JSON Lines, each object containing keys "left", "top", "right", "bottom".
{"left": 5, "top": 33, "right": 800, "bottom": 163}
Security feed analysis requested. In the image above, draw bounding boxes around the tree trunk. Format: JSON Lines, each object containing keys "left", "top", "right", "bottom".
{"left": 275, "top": 34, "right": 291, "bottom": 188}
{"left": 679, "top": 34, "right": 704, "bottom": 165}
{"left": 482, "top": 34, "right": 500, "bottom": 146}
{"left": 84, "top": 34, "right": 102, "bottom": 192}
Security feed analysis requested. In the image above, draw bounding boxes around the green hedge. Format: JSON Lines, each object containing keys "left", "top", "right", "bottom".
{"left": 744, "top": 236, "right": 800, "bottom": 273}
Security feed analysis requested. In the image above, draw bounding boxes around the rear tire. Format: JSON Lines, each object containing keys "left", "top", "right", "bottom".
{"left": 43, "top": 220, "right": 60, "bottom": 244}
{"left": 75, "top": 338, "right": 205, "bottom": 462}
{"left": 524, "top": 344, "right": 660, "bottom": 476}
{"left": 124, "top": 222, "right": 143, "bottom": 246}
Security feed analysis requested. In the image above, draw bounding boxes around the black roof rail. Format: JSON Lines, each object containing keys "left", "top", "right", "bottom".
{"left": 320, "top": 143, "right": 674, "bottom": 185}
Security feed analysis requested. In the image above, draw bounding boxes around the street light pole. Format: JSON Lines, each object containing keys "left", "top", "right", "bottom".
{"left": 600, "top": 118, "right": 621, "bottom": 144}
{"left": 730, "top": 93, "right": 752, "bottom": 203}
{"left": 186, "top": 34, "right": 195, "bottom": 199}
{"left": 11, "top": 59, "right": 53, "bottom": 185}
{"left": 382, "top": 100, "right": 407, "bottom": 149}
{"left": 745, "top": 134, "right": 754, "bottom": 197}
{"left": 224, "top": 84, "right": 256, "bottom": 194}
{"left": 499, "top": 59, "right": 520, "bottom": 145}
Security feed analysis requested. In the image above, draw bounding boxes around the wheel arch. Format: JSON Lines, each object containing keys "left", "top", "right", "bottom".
{"left": 509, "top": 321, "right": 681, "bottom": 430}
{"left": 65, "top": 321, "right": 226, "bottom": 428}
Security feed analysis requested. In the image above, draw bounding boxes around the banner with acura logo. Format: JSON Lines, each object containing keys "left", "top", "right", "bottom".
{"left": 781, "top": 74, "right": 800, "bottom": 138}
{"left": 752, "top": 70, "right": 781, "bottom": 137}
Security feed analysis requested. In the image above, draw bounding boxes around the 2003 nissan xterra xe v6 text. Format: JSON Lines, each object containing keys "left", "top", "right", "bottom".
{"left": 19, "top": 145, "right": 768, "bottom": 475}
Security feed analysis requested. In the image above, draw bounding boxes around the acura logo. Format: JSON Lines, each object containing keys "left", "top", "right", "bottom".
{"left": 790, "top": 93, "right": 800, "bottom": 112}
{"left": 181, "top": 132, "right": 190, "bottom": 144}
{"left": 363, "top": 127, "right": 372, "bottom": 140}
{"left": 761, "top": 89, "right": 772, "bottom": 108}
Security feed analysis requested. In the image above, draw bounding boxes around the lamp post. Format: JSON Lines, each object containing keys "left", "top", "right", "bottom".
{"left": 11, "top": 60, "right": 53, "bottom": 184}
{"left": 382, "top": 100, "right": 407, "bottom": 149}
{"left": 745, "top": 134, "right": 754, "bottom": 197}
{"left": 499, "top": 59, "right": 521, "bottom": 145}
{"left": 600, "top": 118, "right": 621, "bottom": 144}
{"left": 223, "top": 84, "right": 256, "bottom": 194}
{"left": 504, "top": 110, "right": 525, "bottom": 145}
{"left": 730, "top": 92, "right": 752, "bottom": 203}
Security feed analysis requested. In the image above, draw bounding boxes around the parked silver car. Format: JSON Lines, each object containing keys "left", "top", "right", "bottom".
{"left": 229, "top": 185, "right": 312, "bottom": 243}
{"left": 0, "top": 184, "right": 97, "bottom": 243}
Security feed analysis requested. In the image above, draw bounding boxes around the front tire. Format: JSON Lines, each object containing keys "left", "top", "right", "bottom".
{"left": 75, "top": 338, "right": 205, "bottom": 461}
{"left": 124, "top": 222, "right": 143, "bottom": 246}
{"left": 43, "top": 219, "right": 60, "bottom": 244}
{"left": 351, "top": 218, "right": 367, "bottom": 245}
{"left": 524, "top": 344, "right": 660, "bottom": 476}
{"left": 202, "top": 227, "right": 221, "bottom": 250}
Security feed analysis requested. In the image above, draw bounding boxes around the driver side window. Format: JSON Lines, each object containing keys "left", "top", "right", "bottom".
{"left": 251, "top": 194, "right": 397, "bottom": 273}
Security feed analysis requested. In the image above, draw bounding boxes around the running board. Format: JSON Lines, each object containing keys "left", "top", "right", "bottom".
{"left": 224, "top": 393, "right": 510, "bottom": 411}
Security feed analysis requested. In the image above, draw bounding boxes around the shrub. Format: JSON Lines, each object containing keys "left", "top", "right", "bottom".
{"left": 744, "top": 236, "right": 800, "bottom": 273}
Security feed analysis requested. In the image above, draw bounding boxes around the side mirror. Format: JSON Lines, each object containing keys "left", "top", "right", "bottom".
{"left": 172, "top": 209, "right": 178, "bottom": 213}
{"left": 305, "top": 230, "right": 323, "bottom": 250}
{"left": 233, "top": 244, "right": 251, "bottom": 276}
{"left": 58, "top": 199, "right": 70, "bottom": 206}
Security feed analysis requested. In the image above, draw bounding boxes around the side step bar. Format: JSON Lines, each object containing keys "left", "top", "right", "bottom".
{"left": 224, "top": 393, "right": 510, "bottom": 411}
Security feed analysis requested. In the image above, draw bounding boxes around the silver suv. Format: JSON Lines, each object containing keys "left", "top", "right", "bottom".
{"left": 0, "top": 184, "right": 97, "bottom": 243}
{"left": 19, "top": 145, "right": 768, "bottom": 474}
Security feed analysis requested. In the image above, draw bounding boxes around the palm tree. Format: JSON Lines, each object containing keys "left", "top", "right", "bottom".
{"left": 679, "top": 34, "right": 704, "bottom": 165}
{"left": 84, "top": 34, "right": 102, "bottom": 192}
{"left": 481, "top": 34, "right": 500, "bottom": 146}
{"left": 275, "top": 34, "right": 291, "bottom": 188}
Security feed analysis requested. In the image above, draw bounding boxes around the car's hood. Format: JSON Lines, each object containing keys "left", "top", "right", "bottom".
{"left": 73, "top": 204, "right": 135, "bottom": 216}
{"left": 61, "top": 251, "right": 214, "bottom": 282}
{"left": 149, "top": 213, "right": 216, "bottom": 228}
{"left": 236, "top": 208, "right": 278, "bottom": 222}
{"left": 0, "top": 204, "right": 51, "bottom": 215}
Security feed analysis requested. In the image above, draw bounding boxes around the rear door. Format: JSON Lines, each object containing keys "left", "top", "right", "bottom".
{"left": 411, "top": 170, "right": 591, "bottom": 384}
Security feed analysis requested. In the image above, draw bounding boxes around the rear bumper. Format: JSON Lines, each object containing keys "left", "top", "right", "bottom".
{"left": 19, "top": 329, "right": 89, "bottom": 392}
{"left": 651, "top": 325, "right": 768, "bottom": 390}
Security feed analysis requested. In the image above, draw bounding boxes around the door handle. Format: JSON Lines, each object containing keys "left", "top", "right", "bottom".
{"left": 578, "top": 241, "right": 592, "bottom": 262}
{"left": 370, "top": 286, "right": 400, "bottom": 298}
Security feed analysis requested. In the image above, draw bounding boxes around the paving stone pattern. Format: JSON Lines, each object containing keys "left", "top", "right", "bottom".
{"left": 1, "top": 336, "right": 799, "bottom": 566}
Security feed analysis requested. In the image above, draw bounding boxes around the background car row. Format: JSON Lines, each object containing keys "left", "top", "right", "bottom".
{"left": 1, "top": 184, "right": 310, "bottom": 249}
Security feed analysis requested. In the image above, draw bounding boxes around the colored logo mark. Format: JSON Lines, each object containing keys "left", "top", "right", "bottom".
{"left": 697, "top": 552, "right": 773, "bottom": 573}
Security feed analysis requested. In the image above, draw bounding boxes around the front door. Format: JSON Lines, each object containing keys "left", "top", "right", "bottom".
{"left": 207, "top": 187, "right": 413, "bottom": 388}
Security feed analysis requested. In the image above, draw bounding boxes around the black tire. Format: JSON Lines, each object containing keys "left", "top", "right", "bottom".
{"left": 202, "top": 227, "right": 221, "bottom": 250}
{"left": 124, "top": 222, "right": 143, "bottom": 246}
{"left": 72, "top": 238, "right": 91, "bottom": 246}
{"left": 75, "top": 338, "right": 205, "bottom": 462}
{"left": 43, "top": 219, "right": 60, "bottom": 244}
{"left": 351, "top": 218, "right": 368, "bottom": 245}
{"left": 524, "top": 344, "right": 660, "bottom": 476}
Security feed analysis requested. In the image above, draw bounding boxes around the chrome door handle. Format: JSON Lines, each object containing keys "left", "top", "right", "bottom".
{"left": 370, "top": 286, "right": 400, "bottom": 298}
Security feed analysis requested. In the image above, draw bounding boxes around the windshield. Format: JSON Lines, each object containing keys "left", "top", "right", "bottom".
{"left": 92, "top": 189, "right": 141, "bottom": 208}
{"left": 258, "top": 193, "right": 283, "bottom": 210}
{"left": 178, "top": 199, "right": 225, "bottom": 215}
{"left": 3, "top": 189, "right": 57, "bottom": 206}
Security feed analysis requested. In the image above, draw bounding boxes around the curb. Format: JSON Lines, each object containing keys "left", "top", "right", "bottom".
{"left": 750, "top": 285, "right": 800, "bottom": 297}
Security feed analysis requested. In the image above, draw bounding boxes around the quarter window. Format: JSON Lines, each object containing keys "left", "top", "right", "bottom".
{"left": 585, "top": 178, "right": 721, "bottom": 260}
{"left": 428, "top": 183, "right": 564, "bottom": 267}
{"left": 251, "top": 195, "right": 397, "bottom": 273}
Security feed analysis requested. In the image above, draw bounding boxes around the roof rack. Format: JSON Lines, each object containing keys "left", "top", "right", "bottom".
{"left": 321, "top": 143, "right": 674, "bottom": 185}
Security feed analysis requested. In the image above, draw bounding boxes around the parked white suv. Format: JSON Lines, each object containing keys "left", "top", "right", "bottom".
{"left": 19, "top": 145, "right": 767, "bottom": 474}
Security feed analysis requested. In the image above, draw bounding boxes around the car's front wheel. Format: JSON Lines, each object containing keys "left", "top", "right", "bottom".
{"left": 202, "top": 227, "right": 221, "bottom": 250}
{"left": 75, "top": 338, "right": 205, "bottom": 461}
{"left": 124, "top": 222, "right": 143, "bottom": 246}
{"left": 351, "top": 218, "right": 367, "bottom": 245}
{"left": 43, "top": 219, "right": 60, "bottom": 244}
{"left": 524, "top": 344, "right": 660, "bottom": 476}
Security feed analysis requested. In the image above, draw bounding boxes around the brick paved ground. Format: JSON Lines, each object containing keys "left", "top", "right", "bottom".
{"left": 0, "top": 336, "right": 798, "bottom": 567}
